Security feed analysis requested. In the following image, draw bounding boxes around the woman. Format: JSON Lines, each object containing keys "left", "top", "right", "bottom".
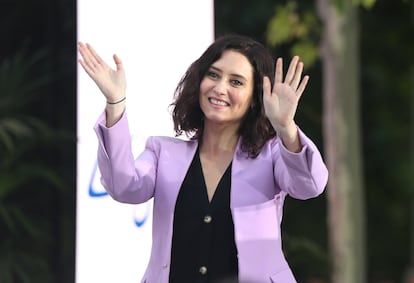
{"left": 78, "top": 34, "right": 328, "bottom": 283}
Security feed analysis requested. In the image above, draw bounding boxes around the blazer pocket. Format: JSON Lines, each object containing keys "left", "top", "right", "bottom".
{"left": 232, "top": 196, "right": 280, "bottom": 241}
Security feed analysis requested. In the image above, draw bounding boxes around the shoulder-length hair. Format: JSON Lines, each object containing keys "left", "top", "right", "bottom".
{"left": 170, "top": 34, "right": 276, "bottom": 158}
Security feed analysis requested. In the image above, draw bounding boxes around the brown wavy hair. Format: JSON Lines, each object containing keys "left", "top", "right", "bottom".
{"left": 170, "top": 34, "right": 277, "bottom": 158}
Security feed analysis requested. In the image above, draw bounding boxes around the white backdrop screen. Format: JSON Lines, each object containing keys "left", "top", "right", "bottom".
{"left": 76, "top": 1, "right": 214, "bottom": 282}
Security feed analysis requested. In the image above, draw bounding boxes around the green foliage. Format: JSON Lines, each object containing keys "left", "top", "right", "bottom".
{"left": 334, "top": 0, "right": 377, "bottom": 12}
{"left": 355, "top": 0, "right": 376, "bottom": 9}
{"left": 333, "top": 0, "right": 345, "bottom": 11}
{"left": 284, "top": 235, "right": 330, "bottom": 280}
{"left": 0, "top": 45, "right": 52, "bottom": 151}
{"left": 291, "top": 40, "right": 319, "bottom": 69}
{"left": 0, "top": 46, "right": 69, "bottom": 283}
{"left": 266, "top": 0, "right": 320, "bottom": 67}
{"left": 0, "top": 240, "right": 51, "bottom": 283}
{"left": 266, "top": 0, "right": 376, "bottom": 65}
{"left": 266, "top": 1, "right": 299, "bottom": 45}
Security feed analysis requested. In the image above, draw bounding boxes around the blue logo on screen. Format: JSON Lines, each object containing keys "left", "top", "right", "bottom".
{"left": 88, "top": 161, "right": 150, "bottom": 228}
{"left": 88, "top": 163, "right": 108, "bottom": 197}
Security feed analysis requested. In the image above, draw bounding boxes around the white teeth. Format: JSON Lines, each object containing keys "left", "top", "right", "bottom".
{"left": 210, "top": 98, "right": 228, "bottom": 106}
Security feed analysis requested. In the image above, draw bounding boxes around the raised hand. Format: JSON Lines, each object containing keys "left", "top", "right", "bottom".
{"left": 263, "top": 56, "right": 309, "bottom": 151}
{"left": 78, "top": 42, "right": 126, "bottom": 103}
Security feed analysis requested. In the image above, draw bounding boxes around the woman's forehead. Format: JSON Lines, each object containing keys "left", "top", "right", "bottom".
{"left": 211, "top": 50, "right": 253, "bottom": 79}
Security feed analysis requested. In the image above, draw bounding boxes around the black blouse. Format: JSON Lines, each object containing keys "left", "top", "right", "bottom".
{"left": 168, "top": 148, "right": 238, "bottom": 283}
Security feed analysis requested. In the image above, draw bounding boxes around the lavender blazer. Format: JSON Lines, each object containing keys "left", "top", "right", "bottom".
{"left": 94, "top": 111, "right": 328, "bottom": 283}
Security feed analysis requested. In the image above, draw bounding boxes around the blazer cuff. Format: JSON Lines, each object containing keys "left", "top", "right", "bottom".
{"left": 93, "top": 109, "right": 131, "bottom": 156}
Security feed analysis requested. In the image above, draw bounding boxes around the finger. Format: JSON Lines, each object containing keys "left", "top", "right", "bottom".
{"left": 78, "top": 45, "right": 91, "bottom": 71}
{"left": 78, "top": 58, "right": 99, "bottom": 80}
{"left": 291, "top": 61, "right": 304, "bottom": 90}
{"left": 78, "top": 42, "right": 88, "bottom": 60}
{"left": 296, "top": 75, "right": 309, "bottom": 99}
{"left": 78, "top": 42, "right": 98, "bottom": 69}
{"left": 113, "top": 54, "right": 124, "bottom": 72}
{"left": 78, "top": 58, "right": 89, "bottom": 72}
{"left": 274, "top": 58, "right": 283, "bottom": 85}
{"left": 263, "top": 76, "right": 271, "bottom": 97}
{"left": 284, "top": 55, "right": 299, "bottom": 84}
{"left": 86, "top": 43, "right": 104, "bottom": 66}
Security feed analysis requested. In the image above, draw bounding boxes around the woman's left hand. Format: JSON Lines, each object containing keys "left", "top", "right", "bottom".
{"left": 263, "top": 56, "right": 309, "bottom": 151}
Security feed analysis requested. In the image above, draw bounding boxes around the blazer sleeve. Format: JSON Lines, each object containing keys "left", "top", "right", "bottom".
{"left": 93, "top": 110, "right": 158, "bottom": 204}
{"left": 273, "top": 127, "right": 329, "bottom": 200}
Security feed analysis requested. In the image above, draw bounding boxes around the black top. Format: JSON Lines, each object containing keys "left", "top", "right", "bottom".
{"left": 168, "top": 148, "right": 238, "bottom": 283}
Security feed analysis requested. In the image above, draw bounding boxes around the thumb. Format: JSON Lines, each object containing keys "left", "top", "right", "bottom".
{"left": 113, "top": 54, "right": 123, "bottom": 72}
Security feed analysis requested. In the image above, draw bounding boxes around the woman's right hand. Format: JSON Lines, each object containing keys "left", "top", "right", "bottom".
{"left": 78, "top": 42, "right": 126, "bottom": 103}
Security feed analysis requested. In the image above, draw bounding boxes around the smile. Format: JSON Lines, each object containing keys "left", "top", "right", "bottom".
{"left": 209, "top": 98, "right": 229, "bottom": 106}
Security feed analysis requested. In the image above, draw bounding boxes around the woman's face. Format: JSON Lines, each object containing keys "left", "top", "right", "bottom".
{"left": 199, "top": 50, "right": 254, "bottom": 128}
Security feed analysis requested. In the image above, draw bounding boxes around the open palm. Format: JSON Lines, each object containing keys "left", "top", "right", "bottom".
{"left": 263, "top": 55, "right": 308, "bottom": 133}
{"left": 78, "top": 42, "right": 126, "bottom": 102}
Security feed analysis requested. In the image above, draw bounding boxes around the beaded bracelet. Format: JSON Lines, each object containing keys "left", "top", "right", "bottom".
{"left": 106, "top": 97, "right": 126, "bottom": 105}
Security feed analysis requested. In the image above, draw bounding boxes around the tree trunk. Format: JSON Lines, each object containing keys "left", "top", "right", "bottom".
{"left": 316, "top": 0, "right": 366, "bottom": 282}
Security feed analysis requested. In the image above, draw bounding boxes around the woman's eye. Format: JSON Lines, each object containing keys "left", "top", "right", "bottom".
{"left": 207, "top": 71, "right": 218, "bottom": 79}
{"left": 231, "top": 79, "right": 243, "bottom": 86}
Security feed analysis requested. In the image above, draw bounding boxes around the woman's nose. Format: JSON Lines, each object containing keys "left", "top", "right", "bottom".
{"left": 213, "top": 79, "right": 228, "bottom": 95}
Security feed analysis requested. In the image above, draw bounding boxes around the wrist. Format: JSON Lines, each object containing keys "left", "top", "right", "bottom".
{"left": 105, "top": 103, "right": 125, "bottom": 127}
{"left": 276, "top": 123, "right": 302, "bottom": 153}
{"left": 273, "top": 120, "right": 296, "bottom": 137}
{"left": 107, "top": 96, "right": 126, "bottom": 105}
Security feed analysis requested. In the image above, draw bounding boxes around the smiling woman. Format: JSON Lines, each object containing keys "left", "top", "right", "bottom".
{"left": 78, "top": 32, "right": 328, "bottom": 283}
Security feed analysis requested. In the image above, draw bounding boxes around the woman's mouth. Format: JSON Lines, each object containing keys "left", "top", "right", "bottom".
{"left": 209, "top": 98, "right": 229, "bottom": 106}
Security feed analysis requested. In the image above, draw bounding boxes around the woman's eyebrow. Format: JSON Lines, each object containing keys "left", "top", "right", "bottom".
{"left": 209, "top": 66, "right": 248, "bottom": 81}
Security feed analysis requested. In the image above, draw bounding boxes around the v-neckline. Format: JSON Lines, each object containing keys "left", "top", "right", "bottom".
{"left": 196, "top": 150, "right": 232, "bottom": 205}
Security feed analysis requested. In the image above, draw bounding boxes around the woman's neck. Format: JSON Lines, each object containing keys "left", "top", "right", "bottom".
{"left": 200, "top": 123, "right": 240, "bottom": 157}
